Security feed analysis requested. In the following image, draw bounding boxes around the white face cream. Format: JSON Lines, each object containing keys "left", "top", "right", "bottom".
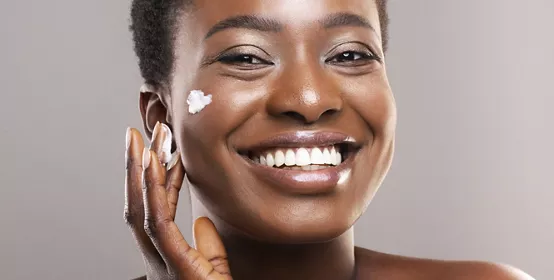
{"left": 187, "top": 90, "right": 212, "bottom": 114}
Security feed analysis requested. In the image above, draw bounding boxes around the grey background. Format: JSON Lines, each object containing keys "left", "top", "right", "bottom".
{"left": 1, "top": 0, "right": 552, "bottom": 279}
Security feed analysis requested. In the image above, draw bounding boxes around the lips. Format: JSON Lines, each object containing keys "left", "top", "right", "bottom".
{"left": 236, "top": 131, "right": 361, "bottom": 194}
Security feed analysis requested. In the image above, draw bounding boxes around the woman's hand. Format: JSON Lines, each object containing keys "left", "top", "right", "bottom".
{"left": 124, "top": 123, "right": 232, "bottom": 279}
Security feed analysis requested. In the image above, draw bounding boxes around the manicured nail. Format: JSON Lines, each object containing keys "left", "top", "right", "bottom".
{"left": 126, "top": 127, "right": 132, "bottom": 150}
{"left": 142, "top": 148, "right": 151, "bottom": 169}
{"left": 160, "top": 123, "right": 173, "bottom": 164}
{"left": 166, "top": 152, "right": 180, "bottom": 171}
{"left": 151, "top": 121, "right": 162, "bottom": 145}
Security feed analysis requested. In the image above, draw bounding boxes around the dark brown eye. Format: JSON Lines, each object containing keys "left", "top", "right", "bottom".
{"left": 218, "top": 54, "right": 269, "bottom": 65}
{"left": 327, "top": 51, "right": 374, "bottom": 64}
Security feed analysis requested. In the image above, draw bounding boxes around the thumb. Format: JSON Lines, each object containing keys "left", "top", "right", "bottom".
{"left": 193, "top": 217, "right": 232, "bottom": 277}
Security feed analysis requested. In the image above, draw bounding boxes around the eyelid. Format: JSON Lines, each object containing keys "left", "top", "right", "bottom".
{"left": 217, "top": 53, "right": 273, "bottom": 65}
{"left": 325, "top": 41, "right": 380, "bottom": 61}
{"left": 207, "top": 44, "right": 273, "bottom": 65}
{"left": 325, "top": 50, "right": 374, "bottom": 63}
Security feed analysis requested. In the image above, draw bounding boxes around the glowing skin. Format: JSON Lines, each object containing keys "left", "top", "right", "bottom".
{"left": 187, "top": 90, "right": 212, "bottom": 114}
{"left": 128, "top": 0, "right": 532, "bottom": 279}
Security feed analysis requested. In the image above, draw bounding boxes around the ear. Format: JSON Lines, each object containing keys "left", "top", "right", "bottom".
{"left": 138, "top": 83, "right": 173, "bottom": 142}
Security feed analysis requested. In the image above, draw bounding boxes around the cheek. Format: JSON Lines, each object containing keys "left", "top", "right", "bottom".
{"left": 344, "top": 73, "right": 397, "bottom": 138}
{"left": 170, "top": 78, "right": 268, "bottom": 183}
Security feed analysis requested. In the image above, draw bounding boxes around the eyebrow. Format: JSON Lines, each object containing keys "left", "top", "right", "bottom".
{"left": 204, "top": 15, "right": 283, "bottom": 39}
{"left": 204, "top": 12, "right": 377, "bottom": 40}
{"left": 320, "top": 12, "right": 377, "bottom": 34}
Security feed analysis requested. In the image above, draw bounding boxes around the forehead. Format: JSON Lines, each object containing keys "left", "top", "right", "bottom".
{"left": 186, "top": 0, "right": 381, "bottom": 37}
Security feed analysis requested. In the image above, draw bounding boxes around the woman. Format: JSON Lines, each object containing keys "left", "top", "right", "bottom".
{"left": 124, "top": 0, "right": 534, "bottom": 279}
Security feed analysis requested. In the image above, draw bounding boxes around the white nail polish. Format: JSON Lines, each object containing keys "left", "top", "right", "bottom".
{"left": 166, "top": 152, "right": 180, "bottom": 171}
{"left": 142, "top": 148, "right": 151, "bottom": 169}
{"left": 187, "top": 90, "right": 212, "bottom": 114}
{"left": 125, "top": 127, "right": 131, "bottom": 150}
{"left": 160, "top": 123, "right": 173, "bottom": 164}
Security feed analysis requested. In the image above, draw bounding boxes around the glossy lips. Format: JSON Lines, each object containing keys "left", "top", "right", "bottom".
{"left": 238, "top": 131, "right": 360, "bottom": 194}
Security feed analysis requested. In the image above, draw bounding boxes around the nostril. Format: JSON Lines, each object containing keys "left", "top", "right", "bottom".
{"left": 281, "top": 108, "right": 340, "bottom": 124}
{"left": 282, "top": 111, "right": 307, "bottom": 122}
{"left": 321, "top": 108, "right": 339, "bottom": 118}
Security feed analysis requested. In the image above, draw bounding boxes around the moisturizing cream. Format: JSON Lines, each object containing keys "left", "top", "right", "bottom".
{"left": 187, "top": 90, "right": 212, "bottom": 114}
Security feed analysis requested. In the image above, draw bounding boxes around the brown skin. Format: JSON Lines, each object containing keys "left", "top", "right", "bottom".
{"left": 124, "top": 0, "right": 534, "bottom": 279}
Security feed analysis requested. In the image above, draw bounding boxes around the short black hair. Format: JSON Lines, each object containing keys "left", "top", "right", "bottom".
{"left": 130, "top": 0, "right": 389, "bottom": 86}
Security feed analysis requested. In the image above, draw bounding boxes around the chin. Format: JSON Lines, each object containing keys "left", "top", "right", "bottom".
{"left": 231, "top": 201, "right": 361, "bottom": 244}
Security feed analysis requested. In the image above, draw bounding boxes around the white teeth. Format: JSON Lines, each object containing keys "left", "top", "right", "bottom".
{"left": 322, "top": 148, "right": 332, "bottom": 165}
{"left": 285, "top": 149, "right": 296, "bottom": 166}
{"left": 251, "top": 146, "right": 344, "bottom": 168}
{"left": 330, "top": 147, "right": 337, "bottom": 165}
{"left": 295, "top": 148, "right": 311, "bottom": 166}
{"left": 266, "top": 153, "right": 275, "bottom": 167}
{"left": 310, "top": 147, "right": 325, "bottom": 164}
{"left": 275, "top": 150, "right": 285, "bottom": 167}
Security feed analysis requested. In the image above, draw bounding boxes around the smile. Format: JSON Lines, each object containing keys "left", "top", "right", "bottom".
{"left": 236, "top": 131, "right": 362, "bottom": 194}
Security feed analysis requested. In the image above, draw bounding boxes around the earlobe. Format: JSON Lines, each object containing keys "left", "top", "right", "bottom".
{"left": 138, "top": 83, "right": 173, "bottom": 142}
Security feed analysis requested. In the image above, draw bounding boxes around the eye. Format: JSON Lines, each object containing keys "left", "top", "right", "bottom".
{"left": 326, "top": 51, "right": 375, "bottom": 66}
{"left": 217, "top": 54, "right": 271, "bottom": 66}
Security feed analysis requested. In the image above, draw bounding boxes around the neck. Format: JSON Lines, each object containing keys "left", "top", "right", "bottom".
{"left": 190, "top": 192, "right": 357, "bottom": 280}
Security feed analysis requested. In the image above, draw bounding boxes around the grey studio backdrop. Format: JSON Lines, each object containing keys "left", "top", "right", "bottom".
{"left": 1, "top": 0, "right": 552, "bottom": 279}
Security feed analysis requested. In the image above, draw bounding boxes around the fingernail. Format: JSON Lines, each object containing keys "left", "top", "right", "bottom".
{"left": 160, "top": 123, "right": 173, "bottom": 164}
{"left": 166, "top": 152, "right": 180, "bottom": 171}
{"left": 151, "top": 121, "right": 162, "bottom": 145}
{"left": 125, "top": 127, "right": 132, "bottom": 150}
{"left": 143, "top": 148, "right": 151, "bottom": 169}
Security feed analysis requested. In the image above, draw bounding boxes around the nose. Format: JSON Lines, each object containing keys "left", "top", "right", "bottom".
{"left": 266, "top": 61, "right": 343, "bottom": 124}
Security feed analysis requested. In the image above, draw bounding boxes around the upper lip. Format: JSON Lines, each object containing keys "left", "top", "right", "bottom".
{"left": 236, "top": 131, "right": 360, "bottom": 153}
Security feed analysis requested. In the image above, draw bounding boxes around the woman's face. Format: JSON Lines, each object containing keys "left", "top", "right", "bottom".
{"left": 168, "top": 0, "right": 396, "bottom": 243}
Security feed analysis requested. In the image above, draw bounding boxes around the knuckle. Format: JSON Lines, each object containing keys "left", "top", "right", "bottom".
{"left": 125, "top": 156, "right": 142, "bottom": 171}
{"left": 123, "top": 207, "right": 141, "bottom": 227}
{"left": 209, "top": 256, "right": 231, "bottom": 275}
{"left": 143, "top": 216, "right": 170, "bottom": 237}
{"left": 188, "top": 253, "right": 206, "bottom": 277}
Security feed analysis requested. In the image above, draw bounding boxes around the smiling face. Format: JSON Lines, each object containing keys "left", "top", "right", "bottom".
{"left": 165, "top": 0, "right": 396, "bottom": 243}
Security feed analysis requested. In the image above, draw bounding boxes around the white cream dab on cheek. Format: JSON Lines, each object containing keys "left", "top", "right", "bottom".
{"left": 187, "top": 90, "right": 212, "bottom": 114}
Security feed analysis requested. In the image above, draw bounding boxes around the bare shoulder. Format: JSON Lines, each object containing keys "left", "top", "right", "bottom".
{"left": 354, "top": 247, "right": 535, "bottom": 280}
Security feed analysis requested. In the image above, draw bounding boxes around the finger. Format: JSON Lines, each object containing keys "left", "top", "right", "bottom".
{"left": 143, "top": 150, "right": 225, "bottom": 280}
{"left": 166, "top": 153, "right": 185, "bottom": 220}
{"left": 194, "top": 217, "right": 231, "bottom": 276}
{"left": 149, "top": 122, "right": 172, "bottom": 165}
{"left": 124, "top": 128, "right": 163, "bottom": 262}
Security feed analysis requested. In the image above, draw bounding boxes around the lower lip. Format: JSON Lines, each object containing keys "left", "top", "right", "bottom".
{"left": 240, "top": 153, "right": 357, "bottom": 195}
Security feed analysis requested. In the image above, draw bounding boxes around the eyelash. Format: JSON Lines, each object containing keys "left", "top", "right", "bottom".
{"left": 217, "top": 53, "right": 271, "bottom": 66}
{"left": 325, "top": 50, "right": 377, "bottom": 65}
{"left": 216, "top": 51, "right": 378, "bottom": 67}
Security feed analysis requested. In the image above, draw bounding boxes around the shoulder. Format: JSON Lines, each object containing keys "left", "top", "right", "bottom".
{"left": 354, "top": 247, "right": 535, "bottom": 280}
{"left": 441, "top": 261, "right": 535, "bottom": 280}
